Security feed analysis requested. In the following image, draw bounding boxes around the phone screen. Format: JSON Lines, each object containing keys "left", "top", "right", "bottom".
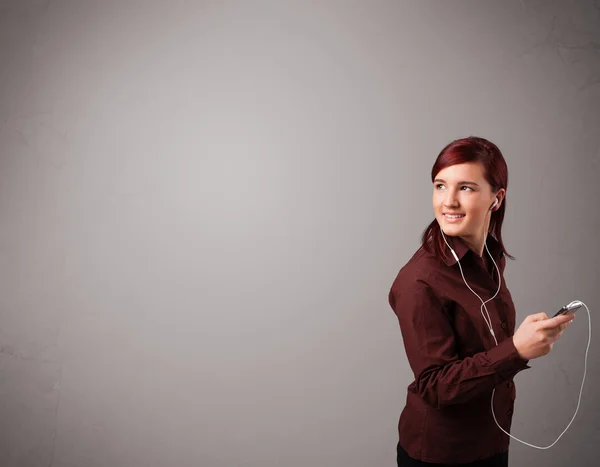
{"left": 553, "top": 305, "right": 582, "bottom": 317}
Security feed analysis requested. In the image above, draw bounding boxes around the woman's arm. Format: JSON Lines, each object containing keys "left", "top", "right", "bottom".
{"left": 389, "top": 277, "right": 530, "bottom": 410}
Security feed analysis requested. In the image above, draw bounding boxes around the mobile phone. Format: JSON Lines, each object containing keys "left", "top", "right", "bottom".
{"left": 553, "top": 300, "right": 583, "bottom": 317}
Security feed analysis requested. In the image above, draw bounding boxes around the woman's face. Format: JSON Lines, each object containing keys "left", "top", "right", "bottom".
{"left": 432, "top": 162, "right": 503, "bottom": 240}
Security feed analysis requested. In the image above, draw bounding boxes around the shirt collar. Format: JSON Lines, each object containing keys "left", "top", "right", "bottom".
{"left": 442, "top": 234, "right": 504, "bottom": 266}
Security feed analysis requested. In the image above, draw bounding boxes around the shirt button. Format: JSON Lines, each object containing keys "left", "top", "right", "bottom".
{"left": 507, "top": 409, "right": 513, "bottom": 416}
{"left": 507, "top": 382, "right": 513, "bottom": 388}
{"left": 501, "top": 322, "right": 508, "bottom": 329}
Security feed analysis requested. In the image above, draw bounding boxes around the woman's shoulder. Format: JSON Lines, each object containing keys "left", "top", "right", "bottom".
{"left": 388, "top": 246, "right": 446, "bottom": 311}
{"left": 390, "top": 244, "right": 444, "bottom": 291}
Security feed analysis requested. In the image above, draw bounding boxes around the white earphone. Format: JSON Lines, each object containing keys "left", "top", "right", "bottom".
{"left": 440, "top": 206, "right": 591, "bottom": 450}
{"left": 490, "top": 197, "right": 499, "bottom": 211}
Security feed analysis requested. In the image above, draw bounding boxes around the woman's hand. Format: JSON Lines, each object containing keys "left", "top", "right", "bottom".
{"left": 512, "top": 312, "right": 575, "bottom": 360}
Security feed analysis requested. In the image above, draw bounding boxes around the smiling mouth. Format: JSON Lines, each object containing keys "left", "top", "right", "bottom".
{"left": 443, "top": 214, "right": 465, "bottom": 220}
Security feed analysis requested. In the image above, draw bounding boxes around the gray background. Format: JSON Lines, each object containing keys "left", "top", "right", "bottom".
{"left": 0, "top": 0, "right": 598, "bottom": 466}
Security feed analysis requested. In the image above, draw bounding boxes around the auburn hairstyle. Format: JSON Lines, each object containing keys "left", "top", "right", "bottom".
{"left": 421, "top": 136, "right": 514, "bottom": 262}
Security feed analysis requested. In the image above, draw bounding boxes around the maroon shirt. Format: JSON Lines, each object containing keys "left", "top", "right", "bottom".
{"left": 388, "top": 234, "right": 531, "bottom": 464}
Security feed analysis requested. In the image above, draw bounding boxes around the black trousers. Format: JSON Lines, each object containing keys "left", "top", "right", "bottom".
{"left": 397, "top": 443, "right": 509, "bottom": 467}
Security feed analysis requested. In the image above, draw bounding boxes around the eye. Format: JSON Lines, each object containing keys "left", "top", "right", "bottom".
{"left": 435, "top": 184, "right": 445, "bottom": 190}
{"left": 460, "top": 186, "right": 474, "bottom": 191}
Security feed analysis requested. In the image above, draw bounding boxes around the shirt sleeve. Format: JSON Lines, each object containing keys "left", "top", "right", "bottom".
{"left": 389, "top": 276, "right": 531, "bottom": 409}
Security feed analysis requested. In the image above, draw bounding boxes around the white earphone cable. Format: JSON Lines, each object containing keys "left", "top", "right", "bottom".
{"left": 490, "top": 301, "right": 590, "bottom": 449}
{"left": 440, "top": 226, "right": 591, "bottom": 449}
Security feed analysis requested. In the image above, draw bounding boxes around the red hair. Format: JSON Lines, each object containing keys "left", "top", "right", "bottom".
{"left": 421, "top": 136, "right": 514, "bottom": 262}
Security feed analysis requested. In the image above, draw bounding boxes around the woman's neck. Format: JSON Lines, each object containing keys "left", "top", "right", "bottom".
{"left": 462, "top": 238, "right": 484, "bottom": 257}
{"left": 460, "top": 227, "right": 489, "bottom": 258}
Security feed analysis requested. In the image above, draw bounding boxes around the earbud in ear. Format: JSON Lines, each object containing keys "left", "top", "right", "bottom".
{"left": 490, "top": 197, "right": 499, "bottom": 211}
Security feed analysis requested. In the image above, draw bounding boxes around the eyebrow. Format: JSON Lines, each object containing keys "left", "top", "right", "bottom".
{"left": 433, "top": 178, "right": 480, "bottom": 186}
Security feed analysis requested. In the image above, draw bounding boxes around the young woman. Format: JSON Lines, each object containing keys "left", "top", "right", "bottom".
{"left": 388, "top": 137, "right": 574, "bottom": 466}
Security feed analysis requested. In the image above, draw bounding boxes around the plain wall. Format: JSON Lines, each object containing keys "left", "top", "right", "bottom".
{"left": 0, "top": 1, "right": 599, "bottom": 466}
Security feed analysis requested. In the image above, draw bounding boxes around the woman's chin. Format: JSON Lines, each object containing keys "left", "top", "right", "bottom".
{"left": 441, "top": 223, "right": 464, "bottom": 236}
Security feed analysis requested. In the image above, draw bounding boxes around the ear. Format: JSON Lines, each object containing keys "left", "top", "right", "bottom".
{"left": 493, "top": 189, "right": 506, "bottom": 211}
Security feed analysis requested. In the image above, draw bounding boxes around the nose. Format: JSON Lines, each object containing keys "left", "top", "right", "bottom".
{"left": 443, "top": 190, "right": 459, "bottom": 208}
